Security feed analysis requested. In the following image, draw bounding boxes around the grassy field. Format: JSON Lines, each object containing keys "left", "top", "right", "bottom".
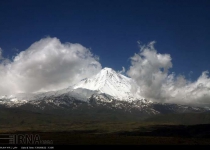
{"left": 1, "top": 107, "right": 210, "bottom": 145}
{"left": 19, "top": 132, "right": 210, "bottom": 145}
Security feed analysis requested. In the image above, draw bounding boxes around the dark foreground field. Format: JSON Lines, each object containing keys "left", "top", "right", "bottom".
{"left": 1, "top": 107, "right": 210, "bottom": 145}
{"left": 1, "top": 124, "right": 210, "bottom": 145}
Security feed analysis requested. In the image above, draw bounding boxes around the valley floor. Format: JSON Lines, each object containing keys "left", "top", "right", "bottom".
{"left": 1, "top": 108, "right": 210, "bottom": 145}
{"left": 1, "top": 123, "right": 210, "bottom": 145}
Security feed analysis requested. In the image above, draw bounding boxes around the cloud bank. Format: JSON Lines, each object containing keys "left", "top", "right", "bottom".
{"left": 127, "top": 41, "right": 210, "bottom": 107}
{"left": 0, "top": 37, "right": 101, "bottom": 95}
{"left": 1, "top": 37, "right": 210, "bottom": 107}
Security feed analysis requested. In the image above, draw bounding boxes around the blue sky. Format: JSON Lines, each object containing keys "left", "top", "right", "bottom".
{"left": 0, "top": 0, "right": 209, "bottom": 81}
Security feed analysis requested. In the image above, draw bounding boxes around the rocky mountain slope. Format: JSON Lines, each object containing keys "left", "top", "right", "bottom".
{"left": 0, "top": 67, "right": 208, "bottom": 118}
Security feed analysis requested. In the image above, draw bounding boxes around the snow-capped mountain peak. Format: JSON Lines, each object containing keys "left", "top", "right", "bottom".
{"left": 73, "top": 67, "right": 143, "bottom": 101}
{"left": 0, "top": 67, "right": 208, "bottom": 116}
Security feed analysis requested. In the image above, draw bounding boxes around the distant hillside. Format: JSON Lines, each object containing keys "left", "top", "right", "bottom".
{"left": 145, "top": 112, "right": 210, "bottom": 125}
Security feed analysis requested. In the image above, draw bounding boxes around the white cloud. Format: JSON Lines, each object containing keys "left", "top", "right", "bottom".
{"left": 127, "top": 41, "right": 210, "bottom": 107}
{"left": 0, "top": 48, "right": 3, "bottom": 60}
{"left": 1, "top": 38, "right": 210, "bottom": 107}
{"left": 0, "top": 37, "right": 102, "bottom": 95}
{"left": 118, "top": 66, "right": 126, "bottom": 74}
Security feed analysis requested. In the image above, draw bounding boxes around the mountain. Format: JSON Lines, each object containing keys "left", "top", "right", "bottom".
{"left": 73, "top": 67, "right": 143, "bottom": 101}
{"left": 0, "top": 67, "right": 208, "bottom": 119}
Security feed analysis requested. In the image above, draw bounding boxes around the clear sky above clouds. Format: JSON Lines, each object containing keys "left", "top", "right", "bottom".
{"left": 0, "top": 0, "right": 209, "bottom": 81}
{"left": 0, "top": 0, "right": 210, "bottom": 106}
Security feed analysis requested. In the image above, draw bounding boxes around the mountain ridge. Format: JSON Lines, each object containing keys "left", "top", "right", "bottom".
{"left": 73, "top": 67, "right": 143, "bottom": 101}
{"left": 0, "top": 67, "right": 209, "bottom": 117}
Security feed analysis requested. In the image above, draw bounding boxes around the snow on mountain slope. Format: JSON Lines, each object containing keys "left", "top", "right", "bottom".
{"left": 0, "top": 67, "right": 146, "bottom": 107}
{"left": 73, "top": 67, "right": 143, "bottom": 101}
{"left": 0, "top": 67, "right": 208, "bottom": 115}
